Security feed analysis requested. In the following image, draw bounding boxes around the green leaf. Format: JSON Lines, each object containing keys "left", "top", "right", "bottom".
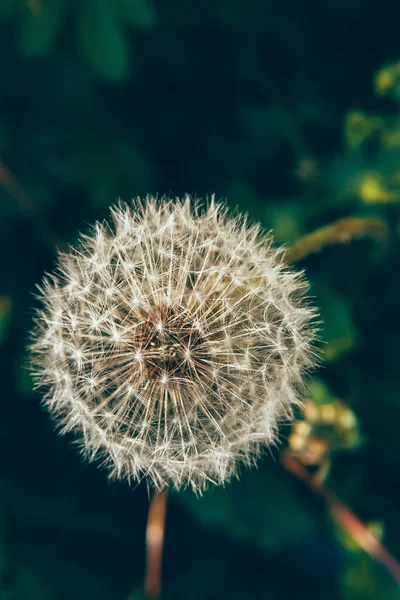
{"left": 181, "top": 483, "right": 235, "bottom": 529}
{"left": 231, "top": 465, "right": 319, "bottom": 551}
{"left": 264, "top": 199, "right": 305, "bottom": 243}
{"left": 181, "top": 463, "right": 319, "bottom": 551}
{"left": 117, "top": 0, "right": 157, "bottom": 29}
{"left": 78, "top": 0, "right": 131, "bottom": 82}
{"left": 19, "top": 0, "right": 67, "bottom": 58}
{"left": 307, "top": 379, "right": 333, "bottom": 405}
{"left": 341, "top": 554, "right": 399, "bottom": 600}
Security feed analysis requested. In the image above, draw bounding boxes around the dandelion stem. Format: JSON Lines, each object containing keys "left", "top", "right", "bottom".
{"left": 281, "top": 453, "right": 400, "bottom": 585}
{"left": 286, "top": 217, "right": 388, "bottom": 263}
{"left": 145, "top": 490, "right": 168, "bottom": 600}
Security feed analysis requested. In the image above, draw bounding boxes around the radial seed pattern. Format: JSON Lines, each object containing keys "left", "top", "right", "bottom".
{"left": 30, "top": 197, "right": 316, "bottom": 492}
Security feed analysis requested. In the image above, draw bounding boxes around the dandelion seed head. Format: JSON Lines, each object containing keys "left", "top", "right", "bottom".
{"left": 30, "top": 196, "right": 317, "bottom": 493}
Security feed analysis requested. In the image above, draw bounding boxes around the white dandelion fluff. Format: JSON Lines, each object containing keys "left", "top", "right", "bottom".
{"left": 30, "top": 196, "right": 317, "bottom": 492}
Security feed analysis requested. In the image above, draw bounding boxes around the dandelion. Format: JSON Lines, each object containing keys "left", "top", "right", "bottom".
{"left": 30, "top": 196, "right": 316, "bottom": 493}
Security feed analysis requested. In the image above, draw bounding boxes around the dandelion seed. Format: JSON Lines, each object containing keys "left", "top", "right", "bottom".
{"left": 30, "top": 196, "right": 317, "bottom": 493}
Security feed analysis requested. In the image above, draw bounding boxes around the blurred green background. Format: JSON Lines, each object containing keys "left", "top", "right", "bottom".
{"left": 1, "top": 1, "right": 400, "bottom": 598}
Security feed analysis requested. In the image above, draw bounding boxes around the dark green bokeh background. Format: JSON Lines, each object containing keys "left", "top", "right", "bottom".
{"left": 1, "top": 1, "right": 400, "bottom": 598}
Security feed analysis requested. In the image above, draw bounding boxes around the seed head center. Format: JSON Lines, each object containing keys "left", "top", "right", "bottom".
{"left": 133, "top": 304, "right": 208, "bottom": 383}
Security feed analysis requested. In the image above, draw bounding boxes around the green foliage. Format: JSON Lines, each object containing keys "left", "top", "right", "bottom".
{"left": 1, "top": 0, "right": 158, "bottom": 82}
{"left": 77, "top": 0, "right": 131, "bottom": 82}
{"left": 181, "top": 463, "right": 320, "bottom": 552}
{"left": 1, "top": 2, "right": 400, "bottom": 599}
{"left": 19, "top": 0, "right": 67, "bottom": 58}
{"left": 341, "top": 555, "right": 399, "bottom": 600}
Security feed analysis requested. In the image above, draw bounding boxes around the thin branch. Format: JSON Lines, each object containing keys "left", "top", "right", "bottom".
{"left": 0, "top": 161, "right": 35, "bottom": 212}
{"left": 285, "top": 217, "right": 389, "bottom": 263}
{"left": 0, "top": 160, "right": 59, "bottom": 249}
{"left": 145, "top": 490, "right": 168, "bottom": 600}
{"left": 281, "top": 453, "right": 400, "bottom": 585}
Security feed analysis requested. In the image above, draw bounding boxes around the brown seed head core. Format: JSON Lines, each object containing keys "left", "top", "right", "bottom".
{"left": 132, "top": 304, "right": 210, "bottom": 386}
